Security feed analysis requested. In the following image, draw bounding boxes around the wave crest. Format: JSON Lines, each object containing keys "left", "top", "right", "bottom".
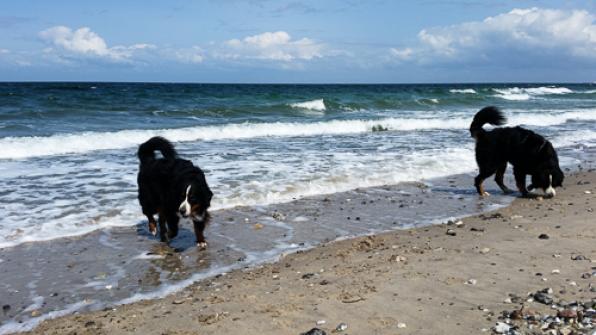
{"left": 493, "top": 86, "right": 573, "bottom": 100}
{"left": 449, "top": 89, "right": 477, "bottom": 94}
{"left": 289, "top": 99, "right": 326, "bottom": 111}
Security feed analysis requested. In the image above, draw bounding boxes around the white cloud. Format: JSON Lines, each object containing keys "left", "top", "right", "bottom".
{"left": 389, "top": 47, "right": 413, "bottom": 61}
{"left": 172, "top": 46, "right": 204, "bottom": 64}
{"left": 391, "top": 7, "right": 596, "bottom": 64}
{"left": 0, "top": 48, "right": 9, "bottom": 54}
{"left": 219, "top": 31, "right": 324, "bottom": 62}
{"left": 39, "top": 26, "right": 154, "bottom": 62}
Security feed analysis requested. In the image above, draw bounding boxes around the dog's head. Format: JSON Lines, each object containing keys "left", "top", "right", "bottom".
{"left": 528, "top": 141, "right": 564, "bottom": 197}
{"left": 178, "top": 181, "right": 213, "bottom": 222}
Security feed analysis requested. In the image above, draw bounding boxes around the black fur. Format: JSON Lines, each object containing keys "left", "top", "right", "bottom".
{"left": 137, "top": 136, "right": 213, "bottom": 247}
{"left": 470, "top": 106, "right": 564, "bottom": 197}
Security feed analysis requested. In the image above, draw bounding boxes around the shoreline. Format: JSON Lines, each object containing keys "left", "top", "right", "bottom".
{"left": 9, "top": 169, "right": 595, "bottom": 335}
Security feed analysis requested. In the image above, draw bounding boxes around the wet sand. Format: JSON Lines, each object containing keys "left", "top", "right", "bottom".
{"left": 16, "top": 169, "right": 595, "bottom": 335}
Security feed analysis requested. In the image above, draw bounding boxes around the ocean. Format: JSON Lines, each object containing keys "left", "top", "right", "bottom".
{"left": 0, "top": 82, "right": 595, "bottom": 332}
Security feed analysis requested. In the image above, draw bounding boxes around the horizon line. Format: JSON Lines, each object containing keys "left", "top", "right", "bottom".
{"left": 0, "top": 80, "right": 594, "bottom": 85}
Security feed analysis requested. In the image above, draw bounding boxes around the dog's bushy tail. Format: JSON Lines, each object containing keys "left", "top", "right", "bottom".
{"left": 470, "top": 106, "right": 507, "bottom": 138}
{"left": 137, "top": 136, "right": 177, "bottom": 164}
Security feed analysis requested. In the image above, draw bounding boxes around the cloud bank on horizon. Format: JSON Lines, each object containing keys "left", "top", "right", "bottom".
{"left": 391, "top": 8, "right": 596, "bottom": 64}
{"left": 0, "top": 2, "right": 594, "bottom": 82}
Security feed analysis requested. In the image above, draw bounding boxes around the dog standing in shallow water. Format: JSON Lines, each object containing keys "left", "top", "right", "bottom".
{"left": 137, "top": 136, "right": 213, "bottom": 249}
{"left": 470, "top": 106, "right": 564, "bottom": 197}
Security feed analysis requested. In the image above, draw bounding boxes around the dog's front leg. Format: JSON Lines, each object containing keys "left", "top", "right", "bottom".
{"left": 193, "top": 220, "right": 207, "bottom": 249}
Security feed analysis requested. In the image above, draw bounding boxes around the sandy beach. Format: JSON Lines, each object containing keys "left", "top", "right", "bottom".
{"left": 17, "top": 169, "right": 594, "bottom": 335}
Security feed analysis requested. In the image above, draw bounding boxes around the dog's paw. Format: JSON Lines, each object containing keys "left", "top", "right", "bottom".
{"left": 197, "top": 242, "right": 208, "bottom": 250}
{"left": 148, "top": 223, "right": 157, "bottom": 236}
{"left": 481, "top": 191, "right": 490, "bottom": 197}
{"left": 502, "top": 188, "right": 513, "bottom": 195}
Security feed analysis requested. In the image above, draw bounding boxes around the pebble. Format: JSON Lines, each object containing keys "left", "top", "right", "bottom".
{"left": 466, "top": 279, "right": 477, "bottom": 285}
{"left": 571, "top": 254, "right": 588, "bottom": 261}
{"left": 493, "top": 322, "right": 510, "bottom": 334}
{"left": 446, "top": 229, "right": 457, "bottom": 236}
{"left": 301, "top": 273, "right": 315, "bottom": 279}
{"left": 253, "top": 223, "right": 264, "bottom": 230}
{"left": 538, "top": 233, "right": 549, "bottom": 240}
{"left": 584, "top": 190, "right": 592, "bottom": 194}
{"left": 551, "top": 269, "right": 560, "bottom": 274}
{"left": 533, "top": 291, "right": 553, "bottom": 305}
{"left": 335, "top": 323, "right": 348, "bottom": 331}
{"left": 480, "top": 248, "right": 490, "bottom": 254}
{"left": 172, "top": 299, "right": 185, "bottom": 305}
{"left": 557, "top": 309, "right": 577, "bottom": 319}
{"left": 271, "top": 212, "right": 286, "bottom": 221}
{"left": 316, "top": 320, "right": 326, "bottom": 326}
{"left": 301, "top": 328, "right": 326, "bottom": 335}
{"left": 389, "top": 255, "right": 407, "bottom": 262}
{"left": 397, "top": 322, "right": 407, "bottom": 328}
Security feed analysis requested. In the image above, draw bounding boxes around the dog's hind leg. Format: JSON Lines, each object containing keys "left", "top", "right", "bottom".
{"left": 494, "top": 163, "right": 513, "bottom": 194}
{"left": 166, "top": 213, "right": 179, "bottom": 239}
{"left": 146, "top": 215, "right": 157, "bottom": 236}
{"left": 475, "top": 168, "right": 495, "bottom": 197}
{"left": 513, "top": 168, "right": 529, "bottom": 197}
{"left": 158, "top": 211, "right": 169, "bottom": 243}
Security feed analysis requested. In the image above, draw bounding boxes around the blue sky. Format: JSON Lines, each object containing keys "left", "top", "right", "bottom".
{"left": 0, "top": 0, "right": 594, "bottom": 83}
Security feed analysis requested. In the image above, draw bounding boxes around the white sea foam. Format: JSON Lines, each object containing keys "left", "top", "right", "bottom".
{"left": 2, "top": 109, "right": 596, "bottom": 160}
{"left": 493, "top": 86, "right": 573, "bottom": 100}
{"left": 552, "top": 130, "right": 596, "bottom": 147}
{"left": 132, "top": 252, "right": 166, "bottom": 260}
{"left": 449, "top": 89, "right": 477, "bottom": 94}
{"left": 289, "top": 99, "right": 326, "bottom": 111}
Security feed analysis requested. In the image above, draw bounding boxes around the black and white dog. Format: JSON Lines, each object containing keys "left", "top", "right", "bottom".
{"left": 470, "top": 106, "right": 564, "bottom": 197}
{"left": 137, "top": 136, "right": 213, "bottom": 248}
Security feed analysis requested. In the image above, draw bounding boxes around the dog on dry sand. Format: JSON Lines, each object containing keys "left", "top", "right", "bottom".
{"left": 470, "top": 106, "right": 564, "bottom": 197}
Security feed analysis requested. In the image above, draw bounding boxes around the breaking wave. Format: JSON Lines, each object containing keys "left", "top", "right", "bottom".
{"left": 2, "top": 109, "right": 596, "bottom": 160}
{"left": 289, "top": 99, "right": 326, "bottom": 112}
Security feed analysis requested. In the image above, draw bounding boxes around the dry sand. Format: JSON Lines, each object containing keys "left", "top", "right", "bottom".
{"left": 25, "top": 171, "right": 595, "bottom": 335}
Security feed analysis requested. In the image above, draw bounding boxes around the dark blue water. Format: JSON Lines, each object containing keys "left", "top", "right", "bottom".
{"left": 1, "top": 82, "right": 594, "bottom": 137}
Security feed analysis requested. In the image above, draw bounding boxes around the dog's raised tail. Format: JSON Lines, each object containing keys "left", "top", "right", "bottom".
{"left": 138, "top": 136, "right": 177, "bottom": 163}
{"left": 470, "top": 106, "right": 506, "bottom": 138}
